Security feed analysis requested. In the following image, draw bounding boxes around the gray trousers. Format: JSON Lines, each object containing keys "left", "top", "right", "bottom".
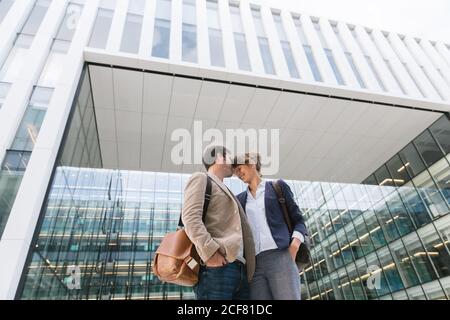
{"left": 250, "top": 249, "right": 301, "bottom": 300}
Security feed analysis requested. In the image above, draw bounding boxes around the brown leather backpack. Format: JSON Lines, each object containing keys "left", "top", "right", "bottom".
{"left": 152, "top": 175, "right": 212, "bottom": 287}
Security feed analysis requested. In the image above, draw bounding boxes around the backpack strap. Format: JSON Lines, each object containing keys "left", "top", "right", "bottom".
{"left": 271, "top": 180, "right": 293, "bottom": 234}
{"left": 178, "top": 174, "right": 212, "bottom": 228}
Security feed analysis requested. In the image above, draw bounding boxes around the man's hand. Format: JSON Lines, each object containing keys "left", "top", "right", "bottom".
{"left": 205, "top": 250, "right": 228, "bottom": 268}
{"left": 289, "top": 238, "right": 302, "bottom": 261}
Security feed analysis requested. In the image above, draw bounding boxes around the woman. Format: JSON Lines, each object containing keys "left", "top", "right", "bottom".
{"left": 233, "top": 153, "right": 308, "bottom": 300}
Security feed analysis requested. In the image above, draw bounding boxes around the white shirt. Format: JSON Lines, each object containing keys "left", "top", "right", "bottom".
{"left": 246, "top": 180, "right": 304, "bottom": 255}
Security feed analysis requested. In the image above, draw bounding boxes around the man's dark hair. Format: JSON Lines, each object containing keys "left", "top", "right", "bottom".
{"left": 202, "top": 145, "right": 229, "bottom": 171}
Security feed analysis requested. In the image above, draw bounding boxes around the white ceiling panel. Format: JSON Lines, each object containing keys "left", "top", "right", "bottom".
{"left": 115, "top": 110, "right": 142, "bottom": 143}
{"left": 265, "top": 92, "right": 305, "bottom": 128}
{"left": 89, "top": 66, "right": 114, "bottom": 109}
{"left": 143, "top": 73, "right": 173, "bottom": 115}
{"left": 91, "top": 66, "right": 444, "bottom": 183}
{"left": 113, "top": 68, "right": 143, "bottom": 112}
{"left": 195, "top": 81, "right": 229, "bottom": 121}
{"left": 169, "top": 77, "right": 202, "bottom": 118}
{"left": 242, "top": 89, "right": 281, "bottom": 124}
{"left": 95, "top": 107, "right": 116, "bottom": 141}
{"left": 117, "top": 141, "right": 141, "bottom": 170}
{"left": 219, "top": 85, "right": 255, "bottom": 122}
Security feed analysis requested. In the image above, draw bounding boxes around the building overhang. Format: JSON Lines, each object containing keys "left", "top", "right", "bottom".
{"left": 85, "top": 49, "right": 447, "bottom": 183}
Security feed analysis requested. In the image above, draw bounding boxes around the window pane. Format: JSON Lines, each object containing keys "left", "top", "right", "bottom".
{"left": 56, "top": 3, "right": 83, "bottom": 42}
{"left": 0, "top": 82, "right": 11, "bottom": 109}
{"left": 234, "top": 33, "right": 251, "bottom": 71}
{"left": 325, "top": 49, "right": 345, "bottom": 85}
{"left": 0, "top": 0, "right": 14, "bottom": 24}
{"left": 120, "top": 14, "right": 143, "bottom": 54}
{"left": 399, "top": 143, "right": 427, "bottom": 178}
{"left": 38, "top": 40, "right": 70, "bottom": 87}
{"left": 11, "top": 87, "right": 54, "bottom": 152}
{"left": 0, "top": 34, "right": 33, "bottom": 82}
{"left": 429, "top": 116, "right": 450, "bottom": 155}
{"left": 209, "top": 29, "right": 225, "bottom": 67}
{"left": 258, "top": 37, "right": 275, "bottom": 75}
{"left": 414, "top": 130, "right": 444, "bottom": 168}
{"left": 304, "top": 45, "right": 322, "bottom": 81}
{"left": 181, "top": 0, "right": 197, "bottom": 63}
{"left": 152, "top": 19, "right": 171, "bottom": 58}
{"left": 89, "top": 9, "right": 114, "bottom": 49}
{"left": 21, "top": 0, "right": 51, "bottom": 36}
{"left": 417, "top": 224, "right": 450, "bottom": 279}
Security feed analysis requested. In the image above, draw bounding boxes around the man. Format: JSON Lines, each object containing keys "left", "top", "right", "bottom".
{"left": 182, "top": 146, "right": 255, "bottom": 300}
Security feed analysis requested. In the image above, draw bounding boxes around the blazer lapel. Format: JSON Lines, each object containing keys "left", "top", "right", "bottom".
{"left": 207, "top": 172, "right": 234, "bottom": 200}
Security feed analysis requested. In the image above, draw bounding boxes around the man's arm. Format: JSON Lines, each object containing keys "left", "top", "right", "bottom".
{"left": 181, "top": 173, "right": 222, "bottom": 263}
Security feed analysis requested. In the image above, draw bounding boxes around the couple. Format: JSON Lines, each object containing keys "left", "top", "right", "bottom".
{"left": 181, "top": 146, "right": 309, "bottom": 300}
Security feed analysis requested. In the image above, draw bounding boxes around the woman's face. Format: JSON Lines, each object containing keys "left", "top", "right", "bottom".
{"left": 234, "top": 164, "right": 257, "bottom": 184}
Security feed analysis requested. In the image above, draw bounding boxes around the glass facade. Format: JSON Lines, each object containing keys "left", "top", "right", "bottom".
{"left": 0, "top": 86, "right": 54, "bottom": 240}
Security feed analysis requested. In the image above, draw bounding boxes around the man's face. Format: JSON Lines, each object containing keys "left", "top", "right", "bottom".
{"left": 217, "top": 153, "right": 233, "bottom": 178}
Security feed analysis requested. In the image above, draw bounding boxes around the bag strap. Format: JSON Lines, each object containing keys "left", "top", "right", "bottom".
{"left": 272, "top": 180, "right": 293, "bottom": 235}
{"left": 178, "top": 174, "right": 212, "bottom": 228}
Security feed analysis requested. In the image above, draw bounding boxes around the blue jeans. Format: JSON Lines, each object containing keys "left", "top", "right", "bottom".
{"left": 194, "top": 261, "right": 250, "bottom": 300}
{"left": 250, "top": 249, "right": 301, "bottom": 300}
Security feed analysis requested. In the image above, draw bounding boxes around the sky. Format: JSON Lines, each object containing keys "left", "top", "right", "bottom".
{"left": 256, "top": 0, "right": 450, "bottom": 44}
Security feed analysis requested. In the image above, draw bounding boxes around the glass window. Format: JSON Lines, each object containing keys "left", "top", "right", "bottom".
{"left": 37, "top": 40, "right": 70, "bottom": 87}
{"left": 332, "top": 24, "right": 365, "bottom": 88}
{"left": 0, "top": 0, "right": 14, "bottom": 24}
{"left": 21, "top": 0, "right": 52, "bottom": 36}
{"left": 417, "top": 223, "right": 450, "bottom": 279}
{"left": 404, "top": 232, "right": 439, "bottom": 283}
{"left": 152, "top": 0, "right": 172, "bottom": 58}
{"left": 0, "top": 34, "right": 33, "bottom": 82}
{"left": 389, "top": 239, "right": 421, "bottom": 288}
{"left": 399, "top": 143, "right": 427, "bottom": 178}
{"left": 273, "top": 13, "right": 299, "bottom": 78}
{"left": 414, "top": 169, "right": 450, "bottom": 218}
{"left": 207, "top": 0, "right": 224, "bottom": 67}
{"left": 56, "top": 3, "right": 83, "bottom": 42}
{"left": 182, "top": 0, "right": 197, "bottom": 63}
{"left": 229, "top": 3, "right": 251, "bottom": 71}
{"left": 427, "top": 157, "right": 450, "bottom": 207}
{"left": 414, "top": 130, "right": 444, "bottom": 168}
{"left": 0, "top": 82, "right": 11, "bottom": 109}
{"left": 377, "top": 246, "right": 405, "bottom": 293}
{"left": 252, "top": 8, "right": 275, "bottom": 75}
{"left": 88, "top": 9, "right": 114, "bottom": 49}
{"left": 313, "top": 20, "right": 345, "bottom": 85}
{"left": 11, "top": 86, "right": 54, "bottom": 152}
{"left": 429, "top": 116, "right": 450, "bottom": 155}
{"left": 292, "top": 16, "right": 322, "bottom": 82}
{"left": 120, "top": 13, "right": 143, "bottom": 54}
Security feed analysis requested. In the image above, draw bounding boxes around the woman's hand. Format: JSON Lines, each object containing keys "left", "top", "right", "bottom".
{"left": 289, "top": 238, "right": 302, "bottom": 261}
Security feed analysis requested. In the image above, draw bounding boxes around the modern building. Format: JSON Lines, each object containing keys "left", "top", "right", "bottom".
{"left": 0, "top": 0, "right": 449, "bottom": 300}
